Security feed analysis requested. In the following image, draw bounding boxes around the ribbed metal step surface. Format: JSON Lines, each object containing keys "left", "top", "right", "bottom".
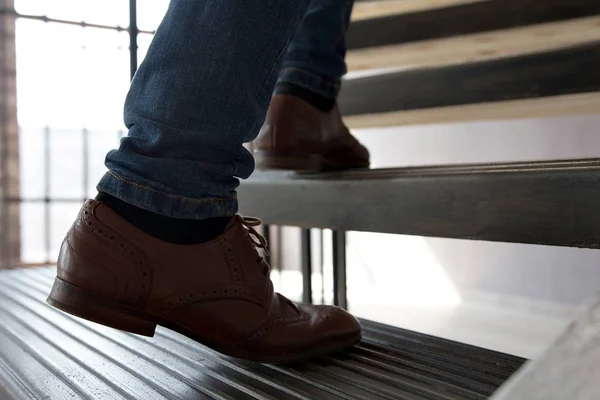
{"left": 0, "top": 267, "right": 525, "bottom": 400}
{"left": 239, "top": 159, "right": 600, "bottom": 249}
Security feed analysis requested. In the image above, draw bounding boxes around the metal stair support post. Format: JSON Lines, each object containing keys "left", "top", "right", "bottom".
{"left": 332, "top": 230, "right": 348, "bottom": 309}
{"left": 301, "top": 228, "right": 313, "bottom": 304}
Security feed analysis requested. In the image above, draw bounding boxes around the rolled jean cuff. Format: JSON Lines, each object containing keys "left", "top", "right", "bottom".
{"left": 97, "top": 172, "right": 238, "bottom": 220}
{"left": 277, "top": 67, "right": 340, "bottom": 99}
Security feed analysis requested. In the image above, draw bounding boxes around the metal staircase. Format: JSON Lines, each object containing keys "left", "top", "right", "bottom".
{"left": 1, "top": 0, "right": 599, "bottom": 398}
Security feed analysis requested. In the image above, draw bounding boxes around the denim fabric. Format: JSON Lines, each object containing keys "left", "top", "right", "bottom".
{"left": 279, "top": 0, "right": 354, "bottom": 99}
{"left": 98, "top": 0, "right": 352, "bottom": 219}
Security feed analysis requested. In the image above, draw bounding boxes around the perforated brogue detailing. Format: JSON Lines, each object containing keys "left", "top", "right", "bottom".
{"left": 220, "top": 237, "right": 244, "bottom": 284}
{"left": 313, "top": 305, "right": 337, "bottom": 323}
{"left": 236, "top": 312, "right": 310, "bottom": 347}
{"left": 157, "top": 284, "right": 267, "bottom": 314}
{"left": 81, "top": 201, "right": 151, "bottom": 305}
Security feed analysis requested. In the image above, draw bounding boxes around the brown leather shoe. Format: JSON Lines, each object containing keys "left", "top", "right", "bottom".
{"left": 47, "top": 200, "right": 361, "bottom": 363}
{"left": 254, "top": 94, "right": 370, "bottom": 172}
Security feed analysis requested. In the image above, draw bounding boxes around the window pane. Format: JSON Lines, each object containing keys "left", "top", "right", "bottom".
{"left": 20, "top": 201, "right": 84, "bottom": 264}
{"left": 49, "top": 129, "right": 84, "bottom": 199}
{"left": 50, "top": 203, "right": 83, "bottom": 261}
{"left": 79, "top": 28, "right": 130, "bottom": 129}
{"left": 19, "top": 127, "right": 45, "bottom": 199}
{"left": 16, "top": 20, "right": 130, "bottom": 130}
{"left": 20, "top": 203, "right": 46, "bottom": 264}
{"left": 15, "top": 9, "right": 131, "bottom": 265}
{"left": 137, "top": 0, "right": 170, "bottom": 31}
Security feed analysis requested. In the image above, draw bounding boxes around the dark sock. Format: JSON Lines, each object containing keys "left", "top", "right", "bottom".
{"left": 275, "top": 82, "right": 335, "bottom": 112}
{"left": 95, "top": 192, "right": 231, "bottom": 244}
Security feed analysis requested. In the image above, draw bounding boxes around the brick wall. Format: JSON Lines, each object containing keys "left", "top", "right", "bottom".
{"left": 0, "top": 0, "right": 21, "bottom": 268}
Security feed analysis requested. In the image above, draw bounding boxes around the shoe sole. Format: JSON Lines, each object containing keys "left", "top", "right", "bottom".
{"left": 47, "top": 276, "right": 361, "bottom": 364}
{"left": 254, "top": 149, "right": 369, "bottom": 173}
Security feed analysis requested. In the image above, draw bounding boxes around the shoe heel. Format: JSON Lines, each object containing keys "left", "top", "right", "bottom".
{"left": 255, "top": 150, "right": 323, "bottom": 172}
{"left": 47, "top": 277, "right": 156, "bottom": 336}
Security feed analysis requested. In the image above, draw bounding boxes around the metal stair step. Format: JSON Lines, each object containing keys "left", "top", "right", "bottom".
{"left": 238, "top": 159, "right": 600, "bottom": 249}
{"left": 0, "top": 266, "right": 525, "bottom": 400}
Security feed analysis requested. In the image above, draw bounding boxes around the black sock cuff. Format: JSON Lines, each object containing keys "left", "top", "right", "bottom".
{"left": 95, "top": 192, "right": 231, "bottom": 244}
{"left": 275, "top": 82, "right": 335, "bottom": 112}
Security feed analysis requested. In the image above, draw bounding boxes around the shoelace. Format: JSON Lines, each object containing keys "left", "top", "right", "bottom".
{"left": 240, "top": 216, "right": 270, "bottom": 257}
{"left": 242, "top": 216, "right": 296, "bottom": 306}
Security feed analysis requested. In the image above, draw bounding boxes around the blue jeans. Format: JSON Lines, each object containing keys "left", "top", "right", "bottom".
{"left": 279, "top": 0, "right": 353, "bottom": 99}
{"left": 97, "top": 0, "right": 354, "bottom": 219}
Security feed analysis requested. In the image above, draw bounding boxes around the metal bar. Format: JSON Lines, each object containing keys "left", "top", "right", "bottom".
{"left": 129, "top": 0, "right": 138, "bottom": 79}
{"left": 332, "top": 230, "right": 347, "bottom": 309}
{"left": 5, "top": 198, "right": 84, "bottom": 203}
{"left": 253, "top": 158, "right": 600, "bottom": 180}
{"left": 43, "top": 126, "right": 51, "bottom": 264}
{"left": 301, "top": 228, "right": 312, "bottom": 304}
{"left": 339, "top": 42, "right": 600, "bottom": 116}
{"left": 237, "top": 159, "right": 600, "bottom": 249}
{"left": 0, "top": 8, "right": 155, "bottom": 34}
{"left": 346, "top": 0, "right": 600, "bottom": 49}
